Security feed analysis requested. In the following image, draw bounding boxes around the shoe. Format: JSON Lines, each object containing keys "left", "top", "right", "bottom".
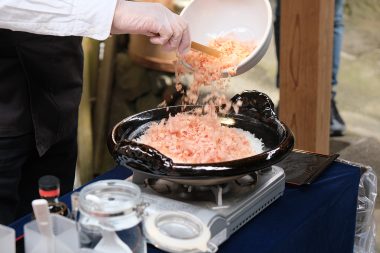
{"left": 275, "top": 99, "right": 346, "bottom": 136}
{"left": 330, "top": 98, "right": 346, "bottom": 136}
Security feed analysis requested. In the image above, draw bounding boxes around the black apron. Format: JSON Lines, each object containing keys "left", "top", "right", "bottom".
{"left": 0, "top": 29, "right": 83, "bottom": 155}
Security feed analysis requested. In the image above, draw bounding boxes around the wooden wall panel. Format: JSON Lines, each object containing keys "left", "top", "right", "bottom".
{"left": 279, "top": 0, "right": 335, "bottom": 154}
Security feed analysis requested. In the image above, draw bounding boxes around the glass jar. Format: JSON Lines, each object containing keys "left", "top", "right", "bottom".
{"left": 77, "top": 180, "right": 146, "bottom": 253}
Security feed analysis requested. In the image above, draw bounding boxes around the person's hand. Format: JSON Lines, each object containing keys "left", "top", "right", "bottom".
{"left": 111, "top": 0, "right": 190, "bottom": 54}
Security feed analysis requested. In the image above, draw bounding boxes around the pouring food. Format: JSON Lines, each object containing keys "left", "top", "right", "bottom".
{"left": 108, "top": 90, "right": 294, "bottom": 186}
{"left": 180, "top": 0, "right": 273, "bottom": 76}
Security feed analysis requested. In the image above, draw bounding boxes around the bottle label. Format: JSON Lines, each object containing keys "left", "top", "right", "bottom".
{"left": 39, "top": 188, "right": 60, "bottom": 198}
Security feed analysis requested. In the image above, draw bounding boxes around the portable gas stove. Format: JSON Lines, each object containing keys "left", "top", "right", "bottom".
{"left": 127, "top": 165, "right": 285, "bottom": 246}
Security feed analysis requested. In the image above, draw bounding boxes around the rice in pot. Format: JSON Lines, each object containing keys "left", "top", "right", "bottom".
{"left": 135, "top": 113, "right": 263, "bottom": 164}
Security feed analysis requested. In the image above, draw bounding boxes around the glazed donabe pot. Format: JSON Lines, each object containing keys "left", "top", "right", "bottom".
{"left": 108, "top": 90, "right": 294, "bottom": 184}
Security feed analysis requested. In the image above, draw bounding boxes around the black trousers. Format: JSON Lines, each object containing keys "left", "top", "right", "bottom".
{"left": 0, "top": 131, "right": 77, "bottom": 224}
{"left": 0, "top": 30, "right": 82, "bottom": 225}
{"left": 0, "top": 131, "right": 77, "bottom": 225}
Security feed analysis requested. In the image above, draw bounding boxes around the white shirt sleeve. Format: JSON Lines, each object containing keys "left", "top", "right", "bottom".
{"left": 0, "top": 0, "right": 118, "bottom": 40}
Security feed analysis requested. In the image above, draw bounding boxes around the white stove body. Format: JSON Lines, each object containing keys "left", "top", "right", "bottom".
{"left": 127, "top": 166, "right": 285, "bottom": 246}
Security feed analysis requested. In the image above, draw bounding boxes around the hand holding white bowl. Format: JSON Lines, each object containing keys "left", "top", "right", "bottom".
{"left": 111, "top": 0, "right": 191, "bottom": 54}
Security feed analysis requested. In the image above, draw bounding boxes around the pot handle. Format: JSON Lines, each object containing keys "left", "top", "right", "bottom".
{"left": 230, "top": 90, "right": 276, "bottom": 120}
{"left": 113, "top": 139, "right": 174, "bottom": 176}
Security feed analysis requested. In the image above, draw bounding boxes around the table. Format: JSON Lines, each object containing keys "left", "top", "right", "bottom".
{"left": 10, "top": 161, "right": 360, "bottom": 253}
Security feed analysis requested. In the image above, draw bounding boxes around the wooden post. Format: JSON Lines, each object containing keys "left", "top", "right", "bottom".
{"left": 93, "top": 36, "right": 117, "bottom": 175}
{"left": 78, "top": 38, "right": 97, "bottom": 184}
{"left": 279, "top": 0, "right": 334, "bottom": 154}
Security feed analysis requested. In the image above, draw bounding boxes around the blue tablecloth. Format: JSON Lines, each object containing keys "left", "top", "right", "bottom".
{"left": 10, "top": 161, "right": 360, "bottom": 253}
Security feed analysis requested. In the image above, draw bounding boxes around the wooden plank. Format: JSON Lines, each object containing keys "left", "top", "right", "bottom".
{"left": 93, "top": 36, "right": 117, "bottom": 175}
{"left": 87, "top": 39, "right": 100, "bottom": 101}
{"left": 77, "top": 38, "right": 96, "bottom": 184}
{"left": 279, "top": 0, "right": 334, "bottom": 154}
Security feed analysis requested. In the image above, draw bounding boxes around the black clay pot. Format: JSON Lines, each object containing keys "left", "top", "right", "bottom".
{"left": 108, "top": 90, "right": 294, "bottom": 185}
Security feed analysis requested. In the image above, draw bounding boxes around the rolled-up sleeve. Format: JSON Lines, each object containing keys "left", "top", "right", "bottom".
{"left": 0, "top": 0, "right": 118, "bottom": 40}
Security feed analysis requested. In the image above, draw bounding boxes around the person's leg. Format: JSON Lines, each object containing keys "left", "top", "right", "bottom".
{"left": 16, "top": 130, "right": 78, "bottom": 218}
{"left": 0, "top": 134, "right": 34, "bottom": 225}
{"left": 332, "top": 0, "right": 345, "bottom": 93}
{"left": 330, "top": 0, "right": 346, "bottom": 136}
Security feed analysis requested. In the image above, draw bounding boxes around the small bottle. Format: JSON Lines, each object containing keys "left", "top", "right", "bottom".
{"left": 38, "top": 175, "right": 69, "bottom": 217}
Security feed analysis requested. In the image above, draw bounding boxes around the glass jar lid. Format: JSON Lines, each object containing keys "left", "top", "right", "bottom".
{"left": 79, "top": 180, "right": 141, "bottom": 218}
{"left": 144, "top": 211, "right": 216, "bottom": 253}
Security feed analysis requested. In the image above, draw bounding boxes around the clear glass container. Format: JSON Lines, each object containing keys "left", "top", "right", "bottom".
{"left": 77, "top": 180, "right": 146, "bottom": 253}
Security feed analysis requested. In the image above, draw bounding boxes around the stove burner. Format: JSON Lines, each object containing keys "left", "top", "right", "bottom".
{"left": 235, "top": 173, "right": 258, "bottom": 187}
{"left": 143, "top": 173, "right": 258, "bottom": 207}
{"left": 144, "top": 178, "right": 177, "bottom": 194}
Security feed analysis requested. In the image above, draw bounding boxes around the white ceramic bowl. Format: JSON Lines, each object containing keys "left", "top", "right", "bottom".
{"left": 180, "top": 0, "right": 273, "bottom": 76}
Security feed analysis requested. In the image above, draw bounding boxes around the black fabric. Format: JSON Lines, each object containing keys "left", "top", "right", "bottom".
{"left": 10, "top": 162, "right": 361, "bottom": 252}
{"left": 0, "top": 29, "right": 83, "bottom": 155}
{"left": 0, "top": 30, "right": 32, "bottom": 136}
{"left": 0, "top": 29, "right": 82, "bottom": 224}
{"left": 0, "top": 131, "right": 77, "bottom": 225}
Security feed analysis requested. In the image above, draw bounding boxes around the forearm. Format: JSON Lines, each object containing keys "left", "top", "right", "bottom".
{"left": 0, "top": 0, "right": 117, "bottom": 40}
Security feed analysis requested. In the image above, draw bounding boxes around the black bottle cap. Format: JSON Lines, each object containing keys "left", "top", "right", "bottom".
{"left": 38, "top": 175, "right": 60, "bottom": 191}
